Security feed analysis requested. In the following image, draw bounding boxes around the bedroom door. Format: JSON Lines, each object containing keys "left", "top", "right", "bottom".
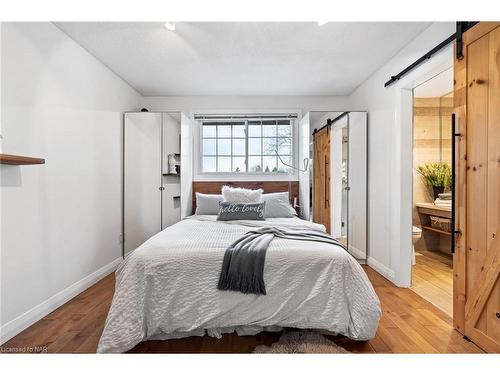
{"left": 313, "top": 126, "right": 331, "bottom": 233}
{"left": 453, "top": 22, "right": 500, "bottom": 352}
{"left": 123, "top": 112, "right": 163, "bottom": 255}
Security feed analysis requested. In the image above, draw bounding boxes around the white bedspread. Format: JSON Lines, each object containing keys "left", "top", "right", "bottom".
{"left": 97, "top": 216, "right": 381, "bottom": 353}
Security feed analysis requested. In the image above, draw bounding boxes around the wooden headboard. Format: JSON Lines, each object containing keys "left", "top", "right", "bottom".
{"left": 192, "top": 181, "right": 299, "bottom": 214}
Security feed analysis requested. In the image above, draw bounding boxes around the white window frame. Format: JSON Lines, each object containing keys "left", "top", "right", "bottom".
{"left": 192, "top": 110, "right": 301, "bottom": 181}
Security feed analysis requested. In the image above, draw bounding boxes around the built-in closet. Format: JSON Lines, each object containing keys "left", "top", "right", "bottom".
{"left": 310, "top": 112, "right": 368, "bottom": 262}
{"left": 123, "top": 112, "right": 185, "bottom": 255}
{"left": 453, "top": 22, "right": 500, "bottom": 353}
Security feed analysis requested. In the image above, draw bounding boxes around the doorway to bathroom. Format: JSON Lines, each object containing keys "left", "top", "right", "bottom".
{"left": 411, "top": 68, "right": 453, "bottom": 316}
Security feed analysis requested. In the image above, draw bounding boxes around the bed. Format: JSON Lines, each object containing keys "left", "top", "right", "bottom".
{"left": 97, "top": 182, "right": 381, "bottom": 353}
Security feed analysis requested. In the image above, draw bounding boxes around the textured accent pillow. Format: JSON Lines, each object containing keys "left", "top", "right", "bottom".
{"left": 221, "top": 186, "right": 263, "bottom": 203}
{"left": 217, "top": 202, "right": 266, "bottom": 221}
{"left": 195, "top": 193, "right": 224, "bottom": 215}
{"left": 262, "top": 192, "right": 296, "bottom": 218}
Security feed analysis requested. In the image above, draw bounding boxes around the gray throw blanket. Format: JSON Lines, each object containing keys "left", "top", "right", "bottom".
{"left": 218, "top": 227, "right": 346, "bottom": 295}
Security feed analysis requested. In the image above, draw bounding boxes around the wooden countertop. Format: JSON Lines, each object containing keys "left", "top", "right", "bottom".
{"left": 415, "top": 202, "right": 451, "bottom": 212}
{"left": 416, "top": 203, "right": 451, "bottom": 219}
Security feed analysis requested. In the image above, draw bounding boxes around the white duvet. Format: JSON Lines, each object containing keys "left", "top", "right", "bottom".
{"left": 97, "top": 215, "right": 381, "bottom": 353}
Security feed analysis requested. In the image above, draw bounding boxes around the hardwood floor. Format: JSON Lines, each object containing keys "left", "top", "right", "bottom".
{"left": 411, "top": 250, "right": 453, "bottom": 317}
{"left": 1, "top": 266, "right": 482, "bottom": 354}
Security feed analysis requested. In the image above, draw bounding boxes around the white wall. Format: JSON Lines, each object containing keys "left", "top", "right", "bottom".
{"left": 0, "top": 22, "right": 141, "bottom": 343}
{"left": 348, "top": 22, "right": 455, "bottom": 285}
{"left": 141, "top": 95, "right": 350, "bottom": 115}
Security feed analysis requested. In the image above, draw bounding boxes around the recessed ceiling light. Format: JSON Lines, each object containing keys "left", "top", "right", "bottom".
{"left": 317, "top": 21, "right": 328, "bottom": 27}
{"left": 164, "top": 22, "right": 176, "bottom": 31}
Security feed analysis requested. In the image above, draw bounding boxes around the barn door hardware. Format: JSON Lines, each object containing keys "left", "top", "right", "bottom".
{"left": 384, "top": 22, "right": 478, "bottom": 87}
{"left": 456, "top": 21, "right": 479, "bottom": 60}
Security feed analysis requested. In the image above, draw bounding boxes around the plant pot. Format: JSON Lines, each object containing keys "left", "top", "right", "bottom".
{"left": 432, "top": 186, "right": 445, "bottom": 200}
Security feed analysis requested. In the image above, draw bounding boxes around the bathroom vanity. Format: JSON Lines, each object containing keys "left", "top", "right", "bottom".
{"left": 416, "top": 203, "right": 451, "bottom": 233}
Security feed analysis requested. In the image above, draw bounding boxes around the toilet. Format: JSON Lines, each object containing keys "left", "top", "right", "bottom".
{"left": 412, "top": 226, "right": 422, "bottom": 265}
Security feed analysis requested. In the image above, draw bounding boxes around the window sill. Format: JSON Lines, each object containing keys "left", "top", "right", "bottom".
{"left": 194, "top": 172, "right": 299, "bottom": 182}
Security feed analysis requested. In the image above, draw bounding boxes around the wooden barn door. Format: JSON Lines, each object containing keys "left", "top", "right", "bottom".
{"left": 454, "top": 22, "right": 500, "bottom": 353}
{"left": 313, "top": 127, "right": 331, "bottom": 233}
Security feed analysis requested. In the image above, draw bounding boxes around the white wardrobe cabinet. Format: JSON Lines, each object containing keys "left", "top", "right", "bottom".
{"left": 123, "top": 112, "right": 182, "bottom": 255}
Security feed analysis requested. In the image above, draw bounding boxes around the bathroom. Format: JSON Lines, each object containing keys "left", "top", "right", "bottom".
{"left": 411, "top": 68, "right": 453, "bottom": 316}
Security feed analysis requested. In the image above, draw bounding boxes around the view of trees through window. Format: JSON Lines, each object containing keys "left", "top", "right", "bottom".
{"left": 201, "top": 119, "right": 293, "bottom": 173}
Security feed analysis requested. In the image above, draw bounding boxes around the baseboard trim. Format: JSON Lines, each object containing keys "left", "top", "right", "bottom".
{"left": 0, "top": 257, "right": 122, "bottom": 345}
{"left": 348, "top": 245, "right": 366, "bottom": 260}
{"left": 367, "top": 256, "right": 396, "bottom": 283}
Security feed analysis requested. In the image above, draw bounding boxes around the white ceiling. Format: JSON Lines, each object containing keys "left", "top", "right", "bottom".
{"left": 55, "top": 22, "right": 432, "bottom": 96}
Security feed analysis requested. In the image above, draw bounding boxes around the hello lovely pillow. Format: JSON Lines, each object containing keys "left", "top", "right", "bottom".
{"left": 217, "top": 202, "right": 266, "bottom": 221}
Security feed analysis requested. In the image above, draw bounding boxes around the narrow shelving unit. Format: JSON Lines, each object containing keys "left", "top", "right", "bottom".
{"left": 0, "top": 153, "right": 45, "bottom": 165}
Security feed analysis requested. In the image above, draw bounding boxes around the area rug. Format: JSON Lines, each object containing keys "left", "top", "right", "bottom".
{"left": 253, "top": 330, "right": 349, "bottom": 354}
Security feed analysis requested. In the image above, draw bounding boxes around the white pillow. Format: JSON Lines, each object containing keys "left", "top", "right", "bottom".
{"left": 262, "top": 192, "right": 296, "bottom": 218}
{"left": 195, "top": 193, "right": 223, "bottom": 215}
{"left": 221, "top": 186, "right": 263, "bottom": 203}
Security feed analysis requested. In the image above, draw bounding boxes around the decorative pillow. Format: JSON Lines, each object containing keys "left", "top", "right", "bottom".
{"left": 288, "top": 204, "right": 298, "bottom": 216}
{"left": 195, "top": 193, "right": 224, "bottom": 215}
{"left": 217, "top": 202, "right": 266, "bottom": 221}
{"left": 261, "top": 192, "right": 296, "bottom": 218}
{"left": 221, "top": 186, "right": 263, "bottom": 203}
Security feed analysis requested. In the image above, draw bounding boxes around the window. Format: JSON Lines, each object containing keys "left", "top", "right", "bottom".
{"left": 201, "top": 119, "right": 293, "bottom": 174}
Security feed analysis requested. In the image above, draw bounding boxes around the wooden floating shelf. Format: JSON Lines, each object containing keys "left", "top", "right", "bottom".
{"left": 0, "top": 153, "right": 45, "bottom": 165}
{"left": 163, "top": 173, "right": 180, "bottom": 176}
{"left": 422, "top": 225, "right": 451, "bottom": 236}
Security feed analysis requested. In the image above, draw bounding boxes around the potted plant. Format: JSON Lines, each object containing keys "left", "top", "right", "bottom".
{"left": 416, "top": 162, "right": 451, "bottom": 200}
